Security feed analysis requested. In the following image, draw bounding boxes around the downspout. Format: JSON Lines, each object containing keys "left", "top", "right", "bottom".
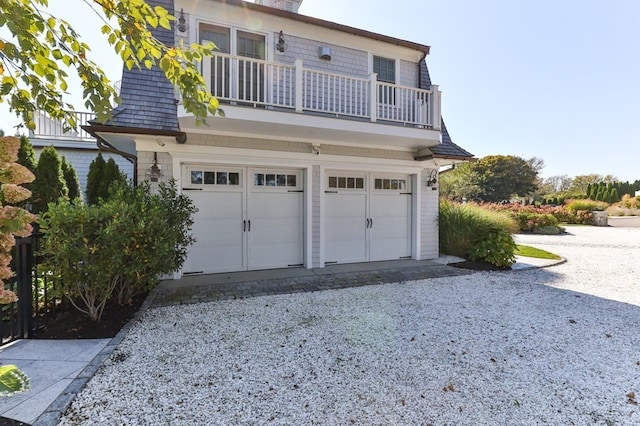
{"left": 95, "top": 137, "right": 139, "bottom": 184}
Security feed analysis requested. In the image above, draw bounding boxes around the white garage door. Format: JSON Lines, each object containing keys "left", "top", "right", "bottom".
{"left": 325, "top": 173, "right": 412, "bottom": 264}
{"left": 182, "top": 166, "right": 304, "bottom": 274}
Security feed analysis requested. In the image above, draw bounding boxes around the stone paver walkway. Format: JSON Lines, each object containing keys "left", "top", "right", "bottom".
{"left": 150, "top": 259, "right": 474, "bottom": 307}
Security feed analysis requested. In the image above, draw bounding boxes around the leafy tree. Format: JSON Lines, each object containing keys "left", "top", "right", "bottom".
{"left": 439, "top": 163, "right": 484, "bottom": 202}
{"left": 61, "top": 156, "right": 81, "bottom": 201}
{"left": 0, "top": 0, "right": 222, "bottom": 132}
{"left": 103, "top": 158, "right": 126, "bottom": 191}
{"left": 86, "top": 154, "right": 125, "bottom": 205}
{"left": 610, "top": 188, "right": 619, "bottom": 203}
{"left": 472, "top": 155, "right": 539, "bottom": 202}
{"left": 544, "top": 175, "right": 573, "bottom": 194}
{"left": 86, "top": 153, "right": 106, "bottom": 205}
{"left": 570, "top": 174, "right": 618, "bottom": 194}
{"left": 31, "top": 145, "right": 67, "bottom": 213}
{"left": 16, "top": 136, "right": 37, "bottom": 176}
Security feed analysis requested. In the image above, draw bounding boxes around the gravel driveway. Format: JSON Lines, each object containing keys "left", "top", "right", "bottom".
{"left": 60, "top": 226, "right": 640, "bottom": 425}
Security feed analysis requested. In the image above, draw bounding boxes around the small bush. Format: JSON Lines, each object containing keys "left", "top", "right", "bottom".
{"left": 38, "top": 179, "right": 197, "bottom": 321}
{"left": 439, "top": 200, "right": 517, "bottom": 268}
{"left": 566, "top": 199, "right": 608, "bottom": 212}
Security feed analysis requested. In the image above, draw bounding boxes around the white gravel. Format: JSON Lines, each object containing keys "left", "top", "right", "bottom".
{"left": 60, "top": 225, "right": 640, "bottom": 425}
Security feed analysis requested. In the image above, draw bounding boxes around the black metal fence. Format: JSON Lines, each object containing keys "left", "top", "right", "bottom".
{"left": 1, "top": 230, "right": 64, "bottom": 345}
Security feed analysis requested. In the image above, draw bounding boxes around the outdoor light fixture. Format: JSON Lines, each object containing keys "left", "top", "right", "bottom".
{"left": 146, "top": 152, "right": 163, "bottom": 182}
{"left": 177, "top": 8, "right": 188, "bottom": 33}
{"left": 426, "top": 170, "right": 438, "bottom": 187}
{"left": 276, "top": 31, "right": 287, "bottom": 52}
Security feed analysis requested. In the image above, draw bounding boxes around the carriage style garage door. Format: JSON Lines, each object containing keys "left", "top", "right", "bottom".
{"left": 182, "top": 166, "right": 304, "bottom": 274}
{"left": 325, "top": 172, "right": 412, "bottom": 264}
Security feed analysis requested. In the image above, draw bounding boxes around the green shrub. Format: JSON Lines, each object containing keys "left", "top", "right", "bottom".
{"left": 439, "top": 200, "right": 517, "bottom": 267}
{"left": 31, "top": 145, "right": 67, "bottom": 213}
{"left": 468, "top": 232, "right": 516, "bottom": 268}
{"left": 38, "top": 200, "right": 122, "bottom": 321}
{"left": 38, "top": 179, "right": 197, "bottom": 321}
{"left": 566, "top": 199, "right": 608, "bottom": 212}
{"left": 107, "top": 180, "right": 197, "bottom": 304}
{"left": 86, "top": 154, "right": 126, "bottom": 205}
{"left": 510, "top": 212, "right": 558, "bottom": 232}
{"left": 61, "top": 156, "right": 81, "bottom": 201}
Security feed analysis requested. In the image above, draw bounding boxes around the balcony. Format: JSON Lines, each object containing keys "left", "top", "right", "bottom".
{"left": 31, "top": 111, "right": 96, "bottom": 142}
{"left": 200, "top": 53, "right": 441, "bottom": 129}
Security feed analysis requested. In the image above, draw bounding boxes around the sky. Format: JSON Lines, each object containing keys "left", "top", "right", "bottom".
{"left": 2, "top": 0, "right": 639, "bottom": 182}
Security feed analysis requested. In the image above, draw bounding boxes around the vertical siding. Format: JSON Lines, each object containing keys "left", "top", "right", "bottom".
{"left": 420, "top": 168, "right": 440, "bottom": 259}
{"left": 311, "top": 165, "right": 321, "bottom": 268}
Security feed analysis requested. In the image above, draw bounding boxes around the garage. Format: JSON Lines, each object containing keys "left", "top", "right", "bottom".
{"left": 325, "top": 172, "right": 412, "bottom": 264}
{"left": 182, "top": 165, "right": 304, "bottom": 274}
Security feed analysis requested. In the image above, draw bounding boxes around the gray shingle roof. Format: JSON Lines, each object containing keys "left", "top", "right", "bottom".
{"left": 419, "top": 61, "right": 473, "bottom": 160}
{"left": 96, "top": 0, "right": 179, "bottom": 131}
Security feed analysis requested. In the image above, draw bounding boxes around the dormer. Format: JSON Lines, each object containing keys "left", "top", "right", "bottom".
{"left": 255, "top": 0, "right": 303, "bottom": 13}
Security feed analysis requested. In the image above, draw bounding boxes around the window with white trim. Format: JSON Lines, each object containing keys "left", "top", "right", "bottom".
{"left": 374, "top": 56, "right": 396, "bottom": 105}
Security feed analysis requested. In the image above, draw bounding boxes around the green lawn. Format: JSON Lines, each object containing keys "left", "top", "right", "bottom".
{"left": 515, "top": 245, "right": 561, "bottom": 260}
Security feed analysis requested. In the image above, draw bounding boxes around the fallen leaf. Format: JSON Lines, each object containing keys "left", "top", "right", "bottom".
{"left": 569, "top": 319, "right": 576, "bottom": 324}
{"left": 401, "top": 399, "right": 406, "bottom": 406}
{"left": 442, "top": 384, "right": 455, "bottom": 392}
{"left": 490, "top": 358, "right": 497, "bottom": 363}
{"left": 605, "top": 333, "right": 612, "bottom": 338}
{"left": 410, "top": 336, "right": 416, "bottom": 342}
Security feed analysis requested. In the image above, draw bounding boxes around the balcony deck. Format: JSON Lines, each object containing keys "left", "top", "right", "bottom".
{"left": 200, "top": 53, "right": 441, "bottom": 131}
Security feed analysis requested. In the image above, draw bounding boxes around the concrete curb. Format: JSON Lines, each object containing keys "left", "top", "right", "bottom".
{"left": 510, "top": 256, "right": 567, "bottom": 272}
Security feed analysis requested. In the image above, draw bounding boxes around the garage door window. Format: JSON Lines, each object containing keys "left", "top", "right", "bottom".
{"left": 328, "top": 176, "right": 365, "bottom": 189}
{"left": 374, "top": 178, "right": 406, "bottom": 191}
{"left": 254, "top": 173, "right": 297, "bottom": 187}
{"left": 190, "top": 170, "right": 240, "bottom": 186}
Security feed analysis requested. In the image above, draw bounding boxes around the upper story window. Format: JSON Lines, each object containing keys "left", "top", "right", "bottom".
{"left": 200, "top": 24, "right": 230, "bottom": 53}
{"left": 237, "top": 31, "right": 265, "bottom": 60}
{"left": 373, "top": 56, "right": 395, "bottom": 83}
{"left": 374, "top": 56, "right": 396, "bottom": 105}
{"left": 199, "top": 24, "right": 266, "bottom": 102}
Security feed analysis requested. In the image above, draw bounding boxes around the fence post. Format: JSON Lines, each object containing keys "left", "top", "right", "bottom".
{"left": 16, "top": 235, "right": 33, "bottom": 339}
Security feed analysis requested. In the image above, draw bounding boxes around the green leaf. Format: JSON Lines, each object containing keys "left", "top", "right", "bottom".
{"left": 0, "top": 365, "right": 30, "bottom": 396}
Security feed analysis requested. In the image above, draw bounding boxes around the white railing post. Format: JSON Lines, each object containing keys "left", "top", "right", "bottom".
{"left": 295, "top": 59, "right": 303, "bottom": 113}
{"left": 431, "top": 84, "right": 441, "bottom": 130}
{"left": 369, "top": 72, "right": 378, "bottom": 122}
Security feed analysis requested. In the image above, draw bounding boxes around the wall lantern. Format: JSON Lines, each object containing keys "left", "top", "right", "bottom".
{"left": 177, "top": 8, "right": 188, "bottom": 33}
{"left": 426, "top": 170, "right": 438, "bottom": 187}
{"left": 146, "top": 152, "right": 163, "bottom": 182}
{"left": 276, "top": 31, "right": 287, "bottom": 52}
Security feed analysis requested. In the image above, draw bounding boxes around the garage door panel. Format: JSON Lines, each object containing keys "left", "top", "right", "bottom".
{"left": 370, "top": 194, "right": 411, "bottom": 260}
{"left": 183, "top": 191, "right": 245, "bottom": 274}
{"left": 249, "top": 192, "right": 303, "bottom": 270}
{"left": 325, "top": 193, "right": 367, "bottom": 263}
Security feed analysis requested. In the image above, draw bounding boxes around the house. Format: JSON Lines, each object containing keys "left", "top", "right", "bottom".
{"left": 84, "top": 0, "right": 473, "bottom": 276}
{"left": 28, "top": 111, "right": 134, "bottom": 198}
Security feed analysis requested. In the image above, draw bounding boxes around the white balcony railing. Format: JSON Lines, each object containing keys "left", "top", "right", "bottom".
{"left": 31, "top": 111, "right": 96, "bottom": 140}
{"left": 202, "top": 54, "right": 441, "bottom": 129}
